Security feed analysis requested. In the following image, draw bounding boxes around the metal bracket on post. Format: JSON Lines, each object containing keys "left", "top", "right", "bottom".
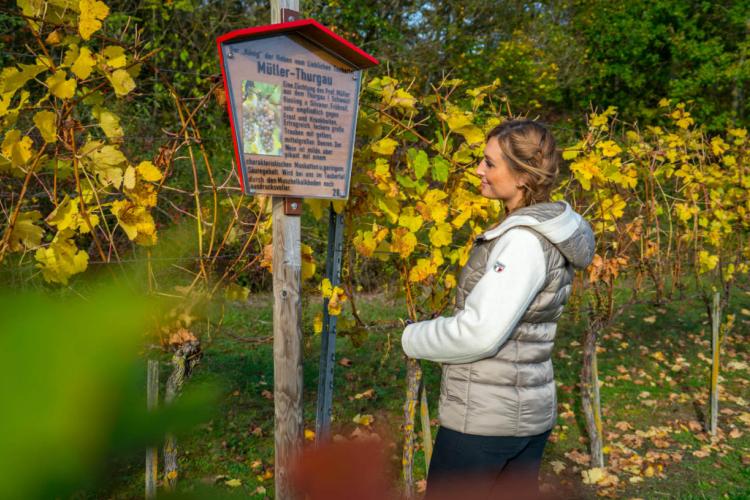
{"left": 284, "top": 197, "right": 303, "bottom": 216}
{"left": 315, "top": 203, "right": 345, "bottom": 442}
{"left": 280, "top": 8, "right": 300, "bottom": 23}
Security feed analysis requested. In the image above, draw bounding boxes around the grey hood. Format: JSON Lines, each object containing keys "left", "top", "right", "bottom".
{"left": 477, "top": 201, "right": 596, "bottom": 270}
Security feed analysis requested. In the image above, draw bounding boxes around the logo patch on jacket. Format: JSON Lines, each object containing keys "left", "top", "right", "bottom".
{"left": 493, "top": 261, "right": 505, "bottom": 273}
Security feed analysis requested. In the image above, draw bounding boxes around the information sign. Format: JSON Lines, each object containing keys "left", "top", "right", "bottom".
{"left": 218, "top": 20, "right": 378, "bottom": 199}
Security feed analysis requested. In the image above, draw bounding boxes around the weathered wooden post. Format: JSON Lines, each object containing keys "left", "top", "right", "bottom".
{"left": 709, "top": 291, "right": 721, "bottom": 436}
{"left": 217, "top": 13, "right": 377, "bottom": 497}
{"left": 270, "top": 4, "right": 303, "bottom": 497}
{"left": 145, "top": 360, "right": 159, "bottom": 499}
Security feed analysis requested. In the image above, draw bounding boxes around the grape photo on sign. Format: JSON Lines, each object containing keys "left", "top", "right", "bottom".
{"left": 241, "top": 80, "right": 282, "bottom": 156}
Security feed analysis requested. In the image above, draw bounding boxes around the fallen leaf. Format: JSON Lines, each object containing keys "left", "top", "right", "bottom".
{"left": 225, "top": 478, "right": 242, "bottom": 487}
{"left": 581, "top": 467, "right": 605, "bottom": 485}
{"left": 643, "top": 315, "right": 657, "bottom": 324}
{"left": 353, "top": 413, "right": 374, "bottom": 426}
{"left": 551, "top": 460, "right": 566, "bottom": 474}
{"left": 250, "top": 459, "right": 262, "bottom": 469}
{"left": 354, "top": 388, "right": 376, "bottom": 400}
{"left": 729, "top": 428, "right": 743, "bottom": 439}
{"left": 629, "top": 476, "right": 644, "bottom": 484}
{"left": 256, "top": 486, "right": 267, "bottom": 495}
{"left": 304, "top": 429, "right": 315, "bottom": 441}
{"left": 416, "top": 479, "right": 427, "bottom": 493}
{"left": 339, "top": 357, "right": 353, "bottom": 367}
{"left": 261, "top": 390, "right": 273, "bottom": 400}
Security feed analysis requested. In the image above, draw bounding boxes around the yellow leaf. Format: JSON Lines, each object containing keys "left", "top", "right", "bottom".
{"left": 313, "top": 312, "right": 323, "bottom": 334}
{"left": 166, "top": 470, "right": 177, "bottom": 480}
{"left": 371, "top": 137, "right": 398, "bottom": 155}
{"left": 581, "top": 467, "right": 605, "bottom": 485}
{"left": 46, "top": 70, "right": 76, "bottom": 99}
{"left": 71, "top": 47, "right": 96, "bottom": 79}
{"left": 46, "top": 196, "right": 99, "bottom": 233}
{"left": 34, "top": 229, "right": 89, "bottom": 285}
{"left": 1, "top": 130, "right": 34, "bottom": 167}
{"left": 698, "top": 250, "right": 719, "bottom": 274}
{"left": 135, "top": 160, "right": 162, "bottom": 182}
{"left": 331, "top": 199, "right": 346, "bottom": 213}
{"left": 390, "top": 227, "right": 417, "bottom": 259}
{"left": 352, "top": 414, "right": 374, "bottom": 426}
{"left": 92, "top": 107, "right": 124, "bottom": 140}
{"left": 78, "top": 0, "right": 110, "bottom": 40}
{"left": 305, "top": 198, "right": 326, "bottom": 220}
{"left": 398, "top": 208, "right": 423, "bottom": 232}
{"left": 101, "top": 45, "right": 127, "bottom": 68}
{"left": 225, "top": 478, "right": 242, "bottom": 487}
{"left": 123, "top": 165, "right": 136, "bottom": 190}
{"left": 8, "top": 210, "right": 44, "bottom": 252}
{"left": 408, "top": 257, "right": 438, "bottom": 282}
{"left": 0, "top": 64, "right": 47, "bottom": 95}
{"left": 446, "top": 110, "right": 473, "bottom": 131}
{"left": 327, "top": 286, "right": 347, "bottom": 316}
{"left": 45, "top": 30, "right": 63, "bottom": 45}
{"left": 445, "top": 274, "right": 456, "bottom": 289}
{"left": 304, "top": 429, "right": 316, "bottom": 441}
{"left": 429, "top": 222, "right": 453, "bottom": 248}
{"left": 301, "top": 243, "right": 316, "bottom": 280}
{"left": 33, "top": 110, "right": 57, "bottom": 143}
{"left": 111, "top": 199, "right": 157, "bottom": 246}
{"left": 320, "top": 278, "right": 333, "bottom": 298}
{"left": 108, "top": 68, "right": 135, "bottom": 97}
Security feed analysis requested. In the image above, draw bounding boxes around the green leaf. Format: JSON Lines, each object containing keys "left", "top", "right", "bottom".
{"left": 413, "top": 150, "right": 429, "bottom": 179}
{"left": 432, "top": 156, "right": 450, "bottom": 182}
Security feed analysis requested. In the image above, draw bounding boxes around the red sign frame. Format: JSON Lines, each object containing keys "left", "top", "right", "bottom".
{"left": 217, "top": 19, "right": 379, "bottom": 194}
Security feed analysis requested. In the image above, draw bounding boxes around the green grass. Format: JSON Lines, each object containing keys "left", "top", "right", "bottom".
{"left": 107, "top": 285, "right": 750, "bottom": 499}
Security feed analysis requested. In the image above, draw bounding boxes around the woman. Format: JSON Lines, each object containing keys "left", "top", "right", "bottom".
{"left": 401, "top": 119, "right": 595, "bottom": 499}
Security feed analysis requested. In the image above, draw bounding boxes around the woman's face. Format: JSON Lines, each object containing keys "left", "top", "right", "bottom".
{"left": 476, "top": 137, "right": 525, "bottom": 210}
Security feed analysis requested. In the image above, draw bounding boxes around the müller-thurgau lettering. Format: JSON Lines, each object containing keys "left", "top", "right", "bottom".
{"left": 295, "top": 67, "right": 333, "bottom": 86}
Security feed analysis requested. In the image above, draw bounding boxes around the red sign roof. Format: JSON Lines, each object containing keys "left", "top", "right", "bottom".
{"left": 217, "top": 18, "right": 379, "bottom": 70}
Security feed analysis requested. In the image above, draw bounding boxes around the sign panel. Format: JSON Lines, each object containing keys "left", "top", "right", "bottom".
{"left": 221, "top": 33, "right": 361, "bottom": 199}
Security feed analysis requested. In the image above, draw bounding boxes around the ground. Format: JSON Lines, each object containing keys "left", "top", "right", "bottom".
{"left": 110, "top": 284, "right": 750, "bottom": 499}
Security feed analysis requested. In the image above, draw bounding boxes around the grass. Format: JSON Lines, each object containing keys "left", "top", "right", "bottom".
{"left": 107, "top": 283, "right": 750, "bottom": 499}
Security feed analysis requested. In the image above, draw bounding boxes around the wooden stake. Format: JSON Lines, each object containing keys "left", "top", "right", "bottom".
{"left": 709, "top": 291, "right": 721, "bottom": 437}
{"left": 419, "top": 380, "right": 433, "bottom": 471}
{"left": 146, "top": 360, "right": 159, "bottom": 499}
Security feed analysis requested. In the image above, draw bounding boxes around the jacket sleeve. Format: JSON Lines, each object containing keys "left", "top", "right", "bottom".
{"left": 400, "top": 228, "right": 546, "bottom": 364}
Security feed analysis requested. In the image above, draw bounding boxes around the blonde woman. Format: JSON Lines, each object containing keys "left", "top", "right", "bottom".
{"left": 401, "top": 120, "right": 595, "bottom": 499}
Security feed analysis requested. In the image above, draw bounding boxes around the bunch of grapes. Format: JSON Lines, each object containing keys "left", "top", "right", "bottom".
{"left": 256, "top": 97, "right": 277, "bottom": 152}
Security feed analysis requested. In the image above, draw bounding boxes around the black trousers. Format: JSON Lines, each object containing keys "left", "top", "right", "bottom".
{"left": 425, "top": 426, "right": 552, "bottom": 500}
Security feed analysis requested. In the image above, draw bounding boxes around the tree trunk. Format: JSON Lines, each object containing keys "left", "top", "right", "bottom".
{"left": 581, "top": 321, "right": 604, "bottom": 468}
{"left": 402, "top": 357, "right": 422, "bottom": 498}
{"left": 163, "top": 341, "right": 201, "bottom": 491}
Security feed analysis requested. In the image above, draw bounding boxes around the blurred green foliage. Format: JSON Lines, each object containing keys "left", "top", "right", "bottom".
{"left": 0, "top": 285, "right": 218, "bottom": 499}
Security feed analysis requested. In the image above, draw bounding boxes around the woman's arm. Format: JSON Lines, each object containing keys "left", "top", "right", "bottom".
{"left": 401, "top": 228, "right": 546, "bottom": 364}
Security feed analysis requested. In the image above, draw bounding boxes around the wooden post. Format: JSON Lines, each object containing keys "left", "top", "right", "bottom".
{"left": 272, "top": 194, "right": 303, "bottom": 500}
{"left": 267, "top": 4, "right": 302, "bottom": 498}
{"left": 709, "top": 291, "right": 721, "bottom": 436}
{"left": 146, "top": 360, "right": 159, "bottom": 499}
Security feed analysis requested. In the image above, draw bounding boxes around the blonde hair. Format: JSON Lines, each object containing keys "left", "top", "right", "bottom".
{"left": 487, "top": 119, "right": 560, "bottom": 209}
